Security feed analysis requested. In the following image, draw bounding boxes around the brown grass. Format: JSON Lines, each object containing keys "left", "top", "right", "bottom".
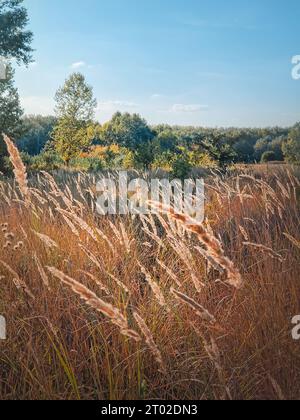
{"left": 0, "top": 137, "right": 300, "bottom": 400}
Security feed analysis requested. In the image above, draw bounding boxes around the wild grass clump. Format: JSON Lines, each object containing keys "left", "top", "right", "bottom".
{"left": 0, "top": 135, "right": 300, "bottom": 400}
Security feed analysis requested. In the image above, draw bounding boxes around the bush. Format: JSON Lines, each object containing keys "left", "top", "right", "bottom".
{"left": 283, "top": 124, "right": 300, "bottom": 164}
{"left": 30, "top": 152, "right": 63, "bottom": 171}
{"left": 261, "top": 151, "right": 276, "bottom": 163}
{"left": 69, "top": 157, "right": 103, "bottom": 172}
{"left": 171, "top": 154, "right": 192, "bottom": 179}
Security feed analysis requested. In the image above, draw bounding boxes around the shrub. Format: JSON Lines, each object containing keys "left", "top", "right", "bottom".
{"left": 171, "top": 154, "right": 192, "bottom": 179}
{"left": 261, "top": 151, "right": 277, "bottom": 163}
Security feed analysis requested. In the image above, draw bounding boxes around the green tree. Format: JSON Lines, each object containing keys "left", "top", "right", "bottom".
{"left": 52, "top": 73, "right": 97, "bottom": 165}
{"left": 171, "top": 153, "right": 192, "bottom": 179}
{"left": 282, "top": 124, "right": 300, "bottom": 164}
{"left": 54, "top": 73, "right": 96, "bottom": 121}
{"left": 0, "top": 0, "right": 33, "bottom": 65}
{"left": 0, "top": 64, "right": 23, "bottom": 173}
{"left": 101, "top": 112, "right": 155, "bottom": 169}
{"left": 52, "top": 118, "right": 97, "bottom": 165}
{"left": 153, "top": 130, "right": 178, "bottom": 154}
{"left": 202, "top": 134, "right": 237, "bottom": 168}
{"left": 18, "top": 115, "right": 57, "bottom": 155}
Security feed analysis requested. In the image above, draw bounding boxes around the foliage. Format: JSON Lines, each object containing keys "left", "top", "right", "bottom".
{"left": 283, "top": 124, "right": 300, "bottom": 164}
{"left": 52, "top": 73, "right": 97, "bottom": 164}
{"left": 54, "top": 73, "right": 96, "bottom": 121}
{"left": 29, "top": 151, "right": 63, "bottom": 171}
{"left": 69, "top": 156, "right": 103, "bottom": 172}
{"left": 0, "top": 64, "right": 23, "bottom": 173}
{"left": 171, "top": 152, "right": 192, "bottom": 179}
{"left": 261, "top": 150, "right": 277, "bottom": 163}
{"left": 52, "top": 118, "right": 96, "bottom": 165}
{"left": 202, "top": 134, "right": 237, "bottom": 168}
{"left": 18, "top": 115, "right": 57, "bottom": 155}
{"left": 0, "top": 0, "right": 33, "bottom": 65}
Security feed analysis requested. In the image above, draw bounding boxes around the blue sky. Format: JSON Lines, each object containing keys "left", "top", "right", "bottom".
{"left": 15, "top": 0, "right": 300, "bottom": 127}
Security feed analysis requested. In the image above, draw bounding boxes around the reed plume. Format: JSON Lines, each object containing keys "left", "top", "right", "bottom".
{"left": 133, "top": 311, "right": 166, "bottom": 374}
{"left": 2, "top": 133, "right": 29, "bottom": 200}
{"left": 171, "top": 288, "right": 216, "bottom": 323}
{"left": 47, "top": 266, "right": 140, "bottom": 342}
{"left": 150, "top": 202, "right": 243, "bottom": 289}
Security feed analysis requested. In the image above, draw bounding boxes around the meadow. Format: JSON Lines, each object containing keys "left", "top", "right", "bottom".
{"left": 0, "top": 136, "right": 300, "bottom": 400}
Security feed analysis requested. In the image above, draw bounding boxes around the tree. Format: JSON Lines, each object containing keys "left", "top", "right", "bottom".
{"left": 282, "top": 124, "right": 300, "bottom": 164}
{"left": 202, "top": 134, "right": 237, "bottom": 168}
{"left": 153, "top": 130, "right": 178, "bottom": 154}
{"left": 52, "top": 73, "right": 97, "bottom": 165}
{"left": 52, "top": 118, "right": 98, "bottom": 165}
{"left": 171, "top": 153, "right": 192, "bottom": 179}
{"left": 0, "top": 0, "right": 33, "bottom": 65}
{"left": 54, "top": 73, "right": 96, "bottom": 121}
{"left": 101, "top": 112, "right": 155, "bottom": 169}
{"left": 101, "top": 112, "right": 154, "bottom": 150}
{"left": 0, "top": 64, "right": 23, "bottom": 173}
{"left": 18, "top": 115, "right": 57, "bottom": 155}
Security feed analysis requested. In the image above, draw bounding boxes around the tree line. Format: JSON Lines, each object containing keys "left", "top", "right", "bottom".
{"left": 0, "top": 0, "right": 299, "bottom": 178}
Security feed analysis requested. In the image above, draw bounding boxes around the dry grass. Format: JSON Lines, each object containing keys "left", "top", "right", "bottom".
{"left": 0, "top": 137, "right": 300, "bottom": 400}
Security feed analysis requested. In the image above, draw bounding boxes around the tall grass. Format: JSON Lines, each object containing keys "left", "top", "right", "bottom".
{"left": 0, "top": 136, "right": 300, "bottom": 400}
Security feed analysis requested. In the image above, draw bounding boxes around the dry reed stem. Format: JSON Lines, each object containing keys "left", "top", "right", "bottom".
{"left": 268, "top": 374, "right": 285, "bottom": 400}
{"left": 138, "top": 263, "right": 169, "bottom": 310}
{"left": 284, "top": 233, "right": 300, "bottom": 250}
{"left": 33, "top": 253, "right": 50, "bottom": 289}
{"left": 150, "top": 202, "right": 242, "bottom": 289}
{"left": 46, "top": 266, "right": 140, "bottom": 342}
{"left": 133, "top": 311, "right": 166, "bottom": 374}
{"left": 243, "top": 242, "right": 284, "bottom": 262}
{"left": 32, "top": 230, "right": 59, "bottom": 249}
{"left": 171, "top": 288, "right": 216, "bottom": 323}
{"left": 0, "top": 260, "right": 35, "bottom": 299}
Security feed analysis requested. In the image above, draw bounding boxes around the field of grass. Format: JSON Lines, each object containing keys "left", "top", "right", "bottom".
{"left": 0, "top": 137, "right": 300, "bottom": 400}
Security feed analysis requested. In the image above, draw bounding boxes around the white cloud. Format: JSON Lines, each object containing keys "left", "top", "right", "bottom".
{"left": 170, "top": 104, "right": 209, "bottom": 113}
{"left": 151, "top": 93, "right": 165, "bottom": 100}
{"left": 71, "top": 61, "right": 86, "bottom": 69}
{"left": 97, "top": 100, "right": 138, "bottom": 112}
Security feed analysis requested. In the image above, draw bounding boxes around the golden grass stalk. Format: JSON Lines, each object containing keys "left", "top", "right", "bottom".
{"left": 61, "top": 215, "right": 80, "bottom": 237}
{"left": 133, "top": 311, "right": 166, "bottom": 374}
{"left": 239, "top": 225, "right": 249, "bottom": 241}
{"left": 151, "top": 202, "right": 242, "bottom": 289}
{"left": 171, "top": 288, "right": 216, "bottom": 323}
{"left": 138, "top": 263, "right": 169, "bottom": 310}
{"left": 79, "top": 243, "right": 103, "bottom": 272}
{"left": 243, "top": 242, "right": 284, "bottom": 262}
{"left": 157, "top": 259, "right": 182, "bottom": 287}
{"left": 2, "top": 134, "right": 29, "bottom": 200}
{"left": 32, "top": 230, "right": 59, "bottom": 249}
{"left": 203, "top": 336, "right": 232, "bottom": 400}
{"left": 58, "top": 209, "right": 98, "bottom": 241}
{"left": 284, "top": 233, "right": 300, "bottom": 250}
{"left": 33, "top": 253, "right": 50, "bottom": 289}
{"left": 47, "top": 266, "right": 140, "bottom": 342}
{"left": 268, "top": 374, "right": 285, "bottom": 400}
{"left": 107, "top": 272, "right": 130, "bottom": 295}
{"left": 0, "top": 260, "right": 35, "bottom": 299}
{"left": 78, "top": 270, "right": 110, "bottom": 295}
